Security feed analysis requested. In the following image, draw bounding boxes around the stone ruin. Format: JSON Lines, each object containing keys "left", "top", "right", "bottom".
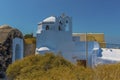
{"left": 0, "top": 25, "right": 24, "bottom": 77}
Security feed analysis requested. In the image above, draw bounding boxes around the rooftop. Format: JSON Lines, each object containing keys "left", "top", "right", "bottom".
{"left": 43, "top": 16, "right": 56, "bottom": 23}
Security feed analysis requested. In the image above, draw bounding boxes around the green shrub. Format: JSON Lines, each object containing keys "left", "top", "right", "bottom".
{"left": 24, "top": 33, "right": 33, "bottom": 39}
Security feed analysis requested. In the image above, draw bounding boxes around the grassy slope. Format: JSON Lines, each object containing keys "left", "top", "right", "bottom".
{"left": 6, "top": 53, "right": 120, "bottom": 80}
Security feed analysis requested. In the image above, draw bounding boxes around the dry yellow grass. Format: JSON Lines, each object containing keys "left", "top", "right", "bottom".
{"left": 93, "top": 64, "right": 120, "bottom": 80}
{"left": 6, "top": 53, "right": 120, "bottom": 80}
{"left": 24, "top": 37, "right": 36, "bottom": 44}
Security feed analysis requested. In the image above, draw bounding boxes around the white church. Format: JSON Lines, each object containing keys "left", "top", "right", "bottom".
{"left": 1, "top": 14, "right": 120, "bottom": 69}
{"left": 35, "top": 14, "right": 102, "bottom": 67}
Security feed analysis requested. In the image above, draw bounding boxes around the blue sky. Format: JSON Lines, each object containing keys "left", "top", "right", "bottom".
{"left": 0, "top": 0, "right": 120, "bottom": 43}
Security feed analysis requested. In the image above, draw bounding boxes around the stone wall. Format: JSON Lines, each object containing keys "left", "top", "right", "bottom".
{"left": 24, "top": 44, "right": 36, "bottom": 56}
{"left": 24, "top": 38, "right": 36, "bottom": 56}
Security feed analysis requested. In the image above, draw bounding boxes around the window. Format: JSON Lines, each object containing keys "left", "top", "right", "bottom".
{"left": 46, "top": 25, "right": 49, "bottom": 30}
{"left": 65, "top": 20, "right": 69, "bottom": 31}
{"left": 58, "top": 26, "right": 61, "bottom": 31}
{"left": 66, "top": 20, "right": 68, "bottom": 23}
{"left": 59, "top": 21, "right": 63, "bottom": 25}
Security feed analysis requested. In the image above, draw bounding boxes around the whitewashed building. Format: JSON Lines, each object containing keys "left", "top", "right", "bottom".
{"left": 36, "top": 14, "right": 102, "bottom": 67}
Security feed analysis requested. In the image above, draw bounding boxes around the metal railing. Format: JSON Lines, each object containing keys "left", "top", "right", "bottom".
{"left": 100, "top": 42, "right": 120, "bottom": 49}
{"left": 106, "top": 43, "right": 120, "bottom": 49}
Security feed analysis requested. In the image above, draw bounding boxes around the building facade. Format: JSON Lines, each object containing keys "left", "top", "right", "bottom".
{"left": 73, "top": 33, "right": 106, "bottom": 48}
{"left": 36, "top": 15, "right": 102, "bottom": 67}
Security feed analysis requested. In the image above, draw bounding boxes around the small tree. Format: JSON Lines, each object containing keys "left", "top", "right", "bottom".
{"left": 24, "top": 33, "right": 33, "bottom": 39}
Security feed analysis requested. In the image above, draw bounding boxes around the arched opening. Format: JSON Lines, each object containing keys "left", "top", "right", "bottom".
{"left": 65, "top": 20, "right": 69, "bottom": 31}
{"left": 59, "top": 20, "right": 63, "bottom": 25}
{"left": 15, "top": 44, "right": 21, "bottom": 60}
{"left": 58, "top": 26, "right": 62, "bottom": 31}
{"left": 46, "top": 25, "right": 49, "bottom": 30}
